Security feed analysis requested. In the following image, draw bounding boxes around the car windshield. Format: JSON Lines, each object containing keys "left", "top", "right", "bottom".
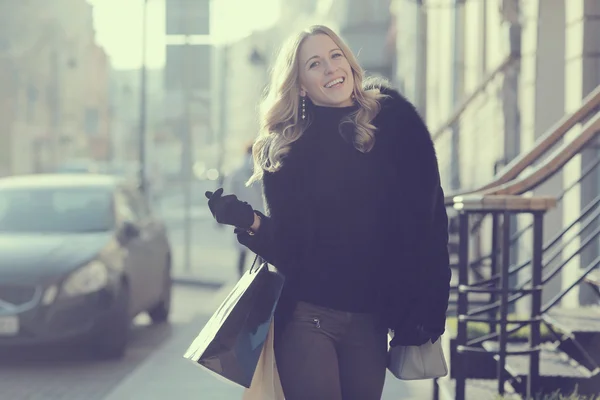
{"left": 0, "top": 187, "right": 115, "bottom": 233}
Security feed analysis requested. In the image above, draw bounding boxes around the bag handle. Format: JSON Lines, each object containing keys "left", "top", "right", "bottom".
{"left": 249, "top": 254, "right": 263, "bottom": 274}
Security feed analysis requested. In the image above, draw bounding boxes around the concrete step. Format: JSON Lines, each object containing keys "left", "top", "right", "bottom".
{"left": 543, "top": 306, "right": 600, "bottom": 335}
{"left": 543, "top": 306, "right": 600, "bottom": 373}
{"left": 437, "top": 377, "right": 522, "bottom": 400}
{"left": 482, "top": 341, "right": 600, "bottom": 397}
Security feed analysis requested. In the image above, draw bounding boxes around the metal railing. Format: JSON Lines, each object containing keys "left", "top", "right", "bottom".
{"left": 440, "top": 84, "right": 600, "bottom": 400}
{"left": 452, "top": 197, "right": 551, "bottom": 399}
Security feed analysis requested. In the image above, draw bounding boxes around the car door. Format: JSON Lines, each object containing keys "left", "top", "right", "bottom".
{"left": 114, "top": 189, "right": 153, "bottom": 315}
{"left": 121, "top": 187, "right": 166, "bottom": 308}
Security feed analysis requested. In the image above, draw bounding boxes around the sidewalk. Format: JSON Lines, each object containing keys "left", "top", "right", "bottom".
{"left": 105, "top": 314, "right": 244, "bottom": 400}
{"left": 106, "top": 300, "right": 433, "bottom": 400}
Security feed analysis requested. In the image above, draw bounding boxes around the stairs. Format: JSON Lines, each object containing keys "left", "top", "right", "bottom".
{"left": 437, "top": 328, "right": 600, "bottom": 399}
{"left": 437, "top": 307, "right": 600, "bottom": 399}
{"left": 482, "top": 341, "right": 598, "bottom": 396}
{"left": 543, "top": 307, "right": 600, "bottom": 374}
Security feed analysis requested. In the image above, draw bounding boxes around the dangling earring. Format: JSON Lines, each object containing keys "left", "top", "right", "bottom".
{"left": 301, "top": 97, "right": 306, "bottom": 120}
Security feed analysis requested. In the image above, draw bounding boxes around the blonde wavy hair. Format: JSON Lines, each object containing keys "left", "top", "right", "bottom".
{"left": 247, "top": 25, "right": 387, "bottom": 185}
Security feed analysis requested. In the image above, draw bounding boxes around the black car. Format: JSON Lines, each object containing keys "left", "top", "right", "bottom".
{"left": 0, "top": 174, "right": 172, "bottom": 358}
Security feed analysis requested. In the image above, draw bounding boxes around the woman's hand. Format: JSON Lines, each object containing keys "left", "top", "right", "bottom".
{"left": 205, "top": 188, "right": 255, "bottom": 229}
{"left": 390, "top": 324, "right": 442, "bottom": 347}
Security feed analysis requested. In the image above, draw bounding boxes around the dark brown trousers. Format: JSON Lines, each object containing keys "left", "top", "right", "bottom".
{"left": 274, "top": 301, "right": 388, "bottom": 400}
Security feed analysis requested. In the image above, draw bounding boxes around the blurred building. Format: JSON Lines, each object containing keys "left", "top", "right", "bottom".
{"left": 109, "top": 70, "right": 140, "bottom": 165}
{"left": 334, "top": 0, "right": 395, "bottom": 79}
{"left": 109, "top": 68, "right": 165, "bottom": 168}
{"left": 161, "top": 0, "right": 213, "bottom": 181}
{"left": 211, "top": 31, "right": 273, "bottom": 177}
{"left": 83, "top": 42, "right": 111, "bottom": 161}
{"left": 0, "top": 0, "right": 111, "bottom": 175}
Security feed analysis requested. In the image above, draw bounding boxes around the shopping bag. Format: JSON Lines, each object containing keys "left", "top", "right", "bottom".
{"left": 184, "top": 260, "right": 285, "bottom": 388}
{"left": 242, "top": 318, "right": 285, "bottom": 400}
{"left": 387, "top": 332, "right": 448, "bottom": 380}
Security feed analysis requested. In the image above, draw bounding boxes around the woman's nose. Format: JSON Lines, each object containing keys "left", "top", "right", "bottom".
{"left": 323, "top": 60, "right": 335, "bottom": 74}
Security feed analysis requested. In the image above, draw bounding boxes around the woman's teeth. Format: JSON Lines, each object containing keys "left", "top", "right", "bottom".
{"left": 325, "top": 77, "right": 344, "bottom": 88}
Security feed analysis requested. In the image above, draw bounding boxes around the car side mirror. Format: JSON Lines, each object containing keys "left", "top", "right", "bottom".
{"left": 119, "top": 220, "right": 140, "bottom": 242}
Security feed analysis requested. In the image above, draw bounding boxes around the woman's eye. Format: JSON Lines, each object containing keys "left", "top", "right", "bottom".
{"left": 332, "top": 53, "right": 343, "bottom": 58}
{"left": 309, "top": 61, "right": 319, "bottom": 69}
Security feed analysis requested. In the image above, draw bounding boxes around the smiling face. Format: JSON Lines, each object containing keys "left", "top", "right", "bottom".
{"left": 297, "top": 34, "right": 355, "bottom": 108}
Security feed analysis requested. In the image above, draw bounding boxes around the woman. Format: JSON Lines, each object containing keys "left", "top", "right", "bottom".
{"left": 205, "top": 25, "right": 451, "bottom": 400}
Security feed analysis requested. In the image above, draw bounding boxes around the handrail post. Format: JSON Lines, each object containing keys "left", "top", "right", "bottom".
{"left": 498, "top": 211, "right": 511, "bottom": 395}
{"left": 455, "top": 211, "right": 470, "bottom": 400}
{"left": 528, "top": 212, "right": 543, "bottom": 397}
{"left": 489, "top": 213, "right": 499, "bottom": 333}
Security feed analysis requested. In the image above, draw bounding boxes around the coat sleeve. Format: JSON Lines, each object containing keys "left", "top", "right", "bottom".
{"left": 394, "top": 97, "right": 451, "bottom": 334}
{"left": 236, "top": 166, "right": 310, "bottom": 274}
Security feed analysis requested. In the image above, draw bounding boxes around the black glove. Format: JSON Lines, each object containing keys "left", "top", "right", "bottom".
{"left": 205, "top": 188, "right": 255, "bottom": 229}
{"left": 390, "top": 323, "right": 442, "bottom": 347}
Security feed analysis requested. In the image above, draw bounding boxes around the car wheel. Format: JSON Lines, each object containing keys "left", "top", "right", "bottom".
{"left": 148, "top": 263, "right": 171, "bottom": 324}
{"left": 92, "top": 282, "right": 131, "bottom": 359}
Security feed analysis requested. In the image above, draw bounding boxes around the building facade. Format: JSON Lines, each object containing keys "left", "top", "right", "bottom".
{"left": 334, "top": 0, "right": 395, "bottom": 79}
{"left": 391, "top": 0, "right": 600, "bottom": 307}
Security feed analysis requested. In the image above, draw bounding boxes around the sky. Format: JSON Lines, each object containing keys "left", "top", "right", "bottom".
{"left": 88, "top": 0, "right": 280, "bottom": 70}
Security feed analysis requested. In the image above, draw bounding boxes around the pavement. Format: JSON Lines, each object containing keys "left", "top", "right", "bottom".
{"left": 104, "top": 285, "right": 245, "bottom": 400}
{"left": 0, "top": 286, "right": 216, "bottom": 400}
{"left": 105, "top": 284, "right": 434, "bottom": 400}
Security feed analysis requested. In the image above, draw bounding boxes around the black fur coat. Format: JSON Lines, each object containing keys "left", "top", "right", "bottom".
{"left": 238, "top": 82, "right": 451, "bottom": 338}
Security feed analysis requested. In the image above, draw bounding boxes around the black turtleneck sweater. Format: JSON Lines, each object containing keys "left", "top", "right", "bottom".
{"left": 239, "top": 103, "right": 397, "bottom": 313}
{"left": 238, "top": 87, "right": 451, "bottom": 334}
{"left": 293, "top": 104, "right": 391, "bottom": 312}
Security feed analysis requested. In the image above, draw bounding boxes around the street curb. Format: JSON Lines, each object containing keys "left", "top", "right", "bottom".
{"left": 172, "top": 277, "right": 224, "bottom": 290}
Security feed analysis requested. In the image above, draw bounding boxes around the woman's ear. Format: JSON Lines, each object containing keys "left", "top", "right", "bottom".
{"left": 300, "top": 89, "right": 307, "bottom": 97}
